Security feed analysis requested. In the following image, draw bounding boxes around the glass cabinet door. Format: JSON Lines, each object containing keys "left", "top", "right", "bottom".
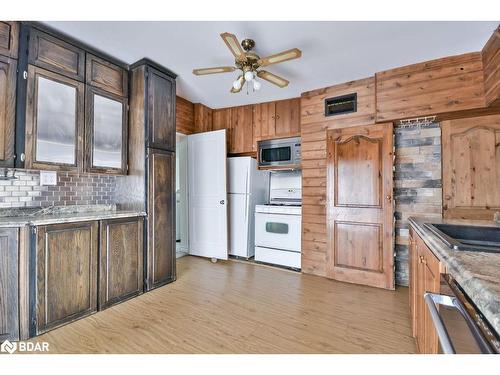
{"left": 25, "top": 65, "right": 84, "bottom": 171}
{"left": 86, "top": 87, "right": 127, "bottom": 174}
{"left": 36, "top": 77, "right": 77, "bottom": 164}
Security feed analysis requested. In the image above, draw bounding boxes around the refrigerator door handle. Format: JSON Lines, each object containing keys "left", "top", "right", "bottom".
{"left": 244, "top": 194, "right": 248, "bottom": 220}
{"left": 245, "top": 167, "right": 249, "bottom": 197}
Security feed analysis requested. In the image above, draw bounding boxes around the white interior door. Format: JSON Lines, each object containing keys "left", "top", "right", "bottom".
{"left": 188, "top": 130, "right": 228, "bottom": 260}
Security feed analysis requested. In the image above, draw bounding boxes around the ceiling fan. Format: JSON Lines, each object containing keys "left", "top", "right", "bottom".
{"left": 192, "top": 32, "right": 302, "bottom": 93}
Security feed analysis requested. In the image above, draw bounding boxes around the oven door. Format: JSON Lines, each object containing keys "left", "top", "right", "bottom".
{"left": 255, "top": 213, "right": 301, "bottom": 252}
{"left": 424, "top": 275, "right": 499, "bottom": 354}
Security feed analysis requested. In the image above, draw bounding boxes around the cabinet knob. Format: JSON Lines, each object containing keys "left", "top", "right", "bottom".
{"left": 386, "top": 195, "right": 392, "bottom": 202}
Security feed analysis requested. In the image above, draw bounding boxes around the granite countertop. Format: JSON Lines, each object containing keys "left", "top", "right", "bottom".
{"left": 0, "top": 204, "right": 146, "bottom": 228}
{"left": 409, "top": 216, "right": 500, "bottom": 335}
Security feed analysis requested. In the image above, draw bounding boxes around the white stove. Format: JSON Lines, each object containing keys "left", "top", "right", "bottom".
{"left": 254, "top": 191, "right": 302, "bottom": 269}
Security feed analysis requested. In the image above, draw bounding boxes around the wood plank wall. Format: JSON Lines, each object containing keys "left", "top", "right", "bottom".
{"left": 194, "top": 103, "right": 213, "bottom": 133}
{"left": 300, "top": 77, "right": 376, "bottom": 277}
{"left": 176, "top": 96, "right": 195, "bottom": 134}
{"left": 376, "top": 53, "right": 486, "bottom": 122}
{"left": 482, "top": 26, "right": 500, "bottom": 106}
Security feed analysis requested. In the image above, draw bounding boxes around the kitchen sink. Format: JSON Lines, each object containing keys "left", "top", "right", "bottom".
{"left": 423, "top": 223, "right": 500, "bottom": 254}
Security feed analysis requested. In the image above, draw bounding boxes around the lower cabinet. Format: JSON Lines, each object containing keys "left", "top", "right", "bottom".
{"left": 409, "top": 226, "right": 442, "bottom": 354}
{"left": 146, "top": 149, "right": 176, "bottom": 290}
{"left": 30, "top": 217, "right": 146, "bottom": 337}
{"left": 99, "top": 217, "right": 144, "bottom": 309}
{"left": 0, "top": 228, "right": 19, "bottom": 341}
{"left": 33, "top": 221, "right": 99, "bottom": 336}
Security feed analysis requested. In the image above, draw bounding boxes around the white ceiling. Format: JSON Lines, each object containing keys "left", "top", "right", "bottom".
{"left": 45, "top": 21, "right": 498, "bottom": 109}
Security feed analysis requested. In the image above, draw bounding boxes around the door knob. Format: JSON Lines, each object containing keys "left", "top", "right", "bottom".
{"left": 386, "top": 195, "right": 392, "bottom": 202}
{"left": 220, "top": 200, "right": 225, "bottom": 205}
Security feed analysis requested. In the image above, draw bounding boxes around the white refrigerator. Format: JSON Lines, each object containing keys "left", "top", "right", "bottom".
{"left": 228, "top": 157, "right": 269, "bottom": 258}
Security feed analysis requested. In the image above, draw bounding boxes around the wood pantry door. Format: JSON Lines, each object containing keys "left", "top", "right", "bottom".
{"left": 326, "top": 123, "right": 394, "bottom": 290}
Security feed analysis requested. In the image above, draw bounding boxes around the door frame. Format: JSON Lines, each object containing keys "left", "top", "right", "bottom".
{"left": 326, "top": 123, "right": 395, "bottom": 290}
{"left": 175, "top": 132, "right": 189, "bottom": 257}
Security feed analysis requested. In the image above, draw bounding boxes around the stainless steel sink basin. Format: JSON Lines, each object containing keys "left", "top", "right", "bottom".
{"left": 423, "top": 223, "right": 500, "bottom": 253}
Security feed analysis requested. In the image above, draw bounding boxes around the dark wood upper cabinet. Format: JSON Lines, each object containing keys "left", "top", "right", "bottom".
{"left": 146, "top": 149, "right": 175, "bottom": 290}
{"left": 0, "top": 228, "right": 19, "bottom": 341}
{"left": 29, "top": 28, "right": 85, "bottom": 81}
{"left": 147, "top": 67, "right": 176, "bottom": 151}
{"left": 33, "top": 221, "right": 98, "bottom": 336}
{"left": 0, "top": 21, "right": 19, "bottom": 59}
{"left": 99, "top": 217, "right": 144, "bottom": 310}
{"left": 86, "top": 53, "right": 128, "bottom": 97}
{"left": 85, "top": 86, "right": 128, "bottom": 174}
{"left": 0, "top": 55, "right": 16, "bottom": 167}
{"left": 24, "top": 65, "right": 85, "bottom": 171}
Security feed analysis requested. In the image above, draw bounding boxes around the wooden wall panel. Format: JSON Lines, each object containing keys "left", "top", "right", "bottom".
{"left": 300, "top": 77, "right": 376, "bottom": 277}
{"left": 442, "top": 114, "right": 500, "bottom": 220}
{"left": 175, "top": 96, "right": 195, "bottom": 134}
{"left": 482, "top": 26, "right": 500, "bottom": 106}
{"left": 194, "top": 103, "right": 213, "bottom": 133}
{"left": 376, "top": 53, "right": 486, "bottom": 122}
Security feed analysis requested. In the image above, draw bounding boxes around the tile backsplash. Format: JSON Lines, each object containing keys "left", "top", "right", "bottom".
{"left": 0, "top": 169, "right": 116, "bottom": 208}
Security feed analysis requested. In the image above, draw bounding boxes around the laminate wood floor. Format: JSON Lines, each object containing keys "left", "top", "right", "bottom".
{"left": 31, "top": 256, "right": 417, "bottom": 353}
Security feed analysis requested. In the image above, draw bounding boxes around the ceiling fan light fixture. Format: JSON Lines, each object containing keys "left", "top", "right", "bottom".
{"left": 244, "top": 70, "right": 254, "bottom": 82}
{"left": 253, "top": 79, "right": 261, "bottom": 91}
{"left": 233, "top": 75, "right": 244, "bottom": 90}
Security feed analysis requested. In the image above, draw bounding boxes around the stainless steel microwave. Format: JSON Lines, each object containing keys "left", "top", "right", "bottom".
{"left": 257, "top": 137, "right": 301, "bottom": 168}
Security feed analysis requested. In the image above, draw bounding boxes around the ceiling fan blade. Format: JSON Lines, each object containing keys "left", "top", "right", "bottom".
{"left": 257, "top": 70, "right": 289, "bottom": 88}
{"left": 257, "top": 48, "right": 302, "bottom": 67}
{"left": 220, "top": 32, "right": 247, "bottom": 62}
{"left": 193, "top": 66, "right": 236, "bottom": 75}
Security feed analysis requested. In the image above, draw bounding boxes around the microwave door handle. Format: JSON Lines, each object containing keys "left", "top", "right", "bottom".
{"left": 424, "top": 292, "right": 457, "bottom": 354}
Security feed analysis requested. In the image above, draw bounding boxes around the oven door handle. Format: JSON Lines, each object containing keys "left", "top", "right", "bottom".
{"left": 424, "top": 292, "right": 457, "bottom": 354}
{"left": 424, "top": 292, "right": 494, "bottom": 354}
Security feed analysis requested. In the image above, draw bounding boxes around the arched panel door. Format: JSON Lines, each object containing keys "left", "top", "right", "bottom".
{"left": 326, "top": 123, "right": 394, "bottom": 289}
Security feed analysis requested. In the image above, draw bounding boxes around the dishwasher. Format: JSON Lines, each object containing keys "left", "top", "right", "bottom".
{"left": 424, "top": 274, "right": 500, "bottom": 354}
